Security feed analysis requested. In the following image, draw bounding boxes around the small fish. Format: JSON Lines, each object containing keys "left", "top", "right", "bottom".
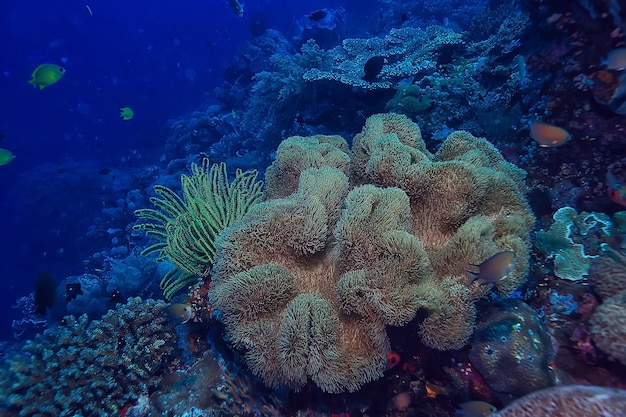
{"left": 386, "top": 350, "right": 401, "bottom": 370}
{"left": 120, "top": 107, "right": 134, "bottom": 120}
{"left": 165, "top": 303, "right": 193, "bottom": 324}
{"left": 455, "top": 401, "right": 497, "bottom": 417}
{"left": 229, "top": 0, "right": 244, "bottom": 17}
{"left": 529, "top": 121, "right": 571, "bottom": 147}
{"left": 362, "top": 56, "right": 385, "bottom": 83}
{"left": 85, "top": 4, "right": 93, "bottom": 16}
{"left": 109, "top": 290, "right": 121, "bottom": 303}
{"left": 603, "top": 48, "right": 626, "bottom": 71}
{"left": 606, "top": 171, "right": 626, "bottom": 207}
{"left": 34, "top": 270, "right": 57, "bottom": 315}
{"left": 516, "top": 55, "right": 526, "bottom": 88}
{"left": 28, "top": 64, "right": 66, "bottom": 89}
{"left": 465, "top": 251, "right": 517, "bottom": 285}
{"left": 65, "top": 283, "right": 83, "bottom": 302}
{"left": 106, "top": 228, "right": 122, "bottom": 234}
{"left": 308, "top": 9, "right": 328, "bottom": 22}
{"left": 425, "top": 381, "right": 451, "bottom": 398}
{"left": 0, "top": 148, "right": 15, "bottom": 166}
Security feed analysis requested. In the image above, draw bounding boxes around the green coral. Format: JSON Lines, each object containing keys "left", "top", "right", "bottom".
{"left": 0, "top": 298, "right": 175, "bottom": 417}
{"left": 134, "top": 158, "right": 264, "bottom": 299}
{"left": 535, "top": 206, "right": 611, "bottom": 281}
{"left": 385, "top": 84, "right": 433, "bottom": 118}
{"left": 208, "top": 113, "right": 534, "bottom": 393}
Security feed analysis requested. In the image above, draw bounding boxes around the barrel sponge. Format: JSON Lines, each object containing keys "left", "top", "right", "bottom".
{"left": 590, "top": 289, "right": 626, "bottom": 365}
{"left": 209, "top": 169, "right": 426, "bottom": 393}
{"left": 468, "top": 299, "right": 556, "bottom": 397}
{"left": 265, "top": 134, "right": 351, "bottom": 199}
{"left": 490, "top": 385, "right": 626, "bottom": 417}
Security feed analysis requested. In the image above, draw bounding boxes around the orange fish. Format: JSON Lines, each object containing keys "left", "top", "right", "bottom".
{"left": 465, "top": 251, "right": 516, "bottom": 285}
{"left": 387, "top": 350, "right": 401, "bottom": 370}
{"left": 529, "top": 121, "right": 571, "bottom": 147}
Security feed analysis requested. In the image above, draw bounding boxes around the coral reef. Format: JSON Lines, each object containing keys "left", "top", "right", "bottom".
{"left": 208, "top": 113, "right": 534, "bottom": 393}
{"left": 535, "top": 206, "right": 611, "bottom": 281}
{"left": 468, "top": 299, "right": 556, "bottom": 398}
{"left": 588, "top": 250, "right": 626, "bottom": 300}
{"left": 490, "top": 385, "right": 626, "bottom": 417}
{"left": 590, "top": 289, "right": 626, "bottom": 365}
{"left": 302, "top": 26, "right": 464, "bottom": 89}
{"left": 135, "top": 158, "right": 264, "bottom": 299}
{"left": 0, "top": 297, "right": 176, "bottom": 417}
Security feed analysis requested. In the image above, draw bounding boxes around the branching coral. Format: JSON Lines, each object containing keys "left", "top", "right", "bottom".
{"left": 303, "top": 26, "right": 464, "bottom": 89}
{"left": 208, "top": 113, "right": 534, "bottom": 393}
{"left": 134, "top": 158, "right": 264, "bottom": 299}
{"left": 0, "top": 298, "right": 176, "bottom": 417}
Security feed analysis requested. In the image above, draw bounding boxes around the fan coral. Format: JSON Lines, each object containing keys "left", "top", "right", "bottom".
{"left": 0, "top": 297, "right": 176, "bottom": 417}
{"left": 490, "top": 385, "right": 626, "bottom": 417}
{"left": 208, "top": 113, "right": 534, "bottom": 393}
{"left": 468, "top": 299, "right": 556, "bottom": 398}
{"left": 590, "top": 288, "right": 626, "bottom": 365}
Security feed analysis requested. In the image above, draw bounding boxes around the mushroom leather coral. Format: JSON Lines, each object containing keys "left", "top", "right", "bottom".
{"left": 209, "top": 113, "right": 534, "bottom": 393}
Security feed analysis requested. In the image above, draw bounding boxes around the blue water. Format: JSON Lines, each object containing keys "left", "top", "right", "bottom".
{"left": 0, "top": 0, "right": 401, "bottom": 339}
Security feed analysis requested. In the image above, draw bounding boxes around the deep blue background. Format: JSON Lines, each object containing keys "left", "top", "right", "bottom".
{"left": 0, "top": 0, "right": 385, "bottom": 339}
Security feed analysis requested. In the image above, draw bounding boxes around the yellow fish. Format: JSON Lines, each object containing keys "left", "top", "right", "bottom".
{"left": 455, "top": 401, "right": 497, "bottom": 417}
{"left": 465, "top": 250, "right": 517, "bottom": 285}
{"left": 28, "top": 64, "right": 66, "bottom": 89}
{"left": 165, "top": 303, "right": 192, "bottom": 324}
{"left": 120, "top": 107, "right": 134, "bottom": 120}
{"left": 0, "top": 148, "right": 15, "bottom": 166}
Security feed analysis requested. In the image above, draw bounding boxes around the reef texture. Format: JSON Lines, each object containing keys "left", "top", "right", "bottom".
{"left": 469, "top": 299, "right": 556, "bottom": 397}
{"left": 301, "top": 26, "right": 465, "bottom": 89}
{"left": 588, "top": 250, "right": 626, "bottom": 300}
{"left": 535, "top": 206, "right": 611, "bottom": 281}
{"left": 0, "top": 297, "right": 176, "bottom": 417}
{"left": 208, "top": 113, "right": 534, "bottom": 393}
{"left": 490, "top": 385, "right": 626, "bottom": 417}
{"left": 590, "top": 288, "right": 626, "bottom": 366}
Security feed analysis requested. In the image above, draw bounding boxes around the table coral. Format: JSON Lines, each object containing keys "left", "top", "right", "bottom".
{"left": 0, "top": 297, "right": 176, "bottom": 417}
{"left": 302, "top": 26, "right": 464, "bottom": 89}
{"left": 208, "top": 113, "right": 534, "bottom": 393}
